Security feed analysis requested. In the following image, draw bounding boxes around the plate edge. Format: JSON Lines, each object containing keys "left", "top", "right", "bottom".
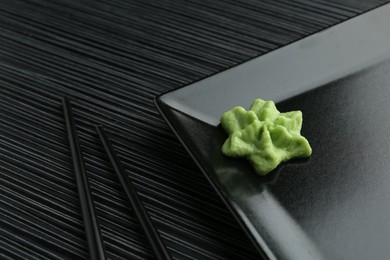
{"left": 154, "top": 97, "right": 275, "bottom": 260}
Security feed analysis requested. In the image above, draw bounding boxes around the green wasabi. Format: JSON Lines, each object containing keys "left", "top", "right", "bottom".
{"left": 220, "top": 99, "right": 312, "bottom": 175}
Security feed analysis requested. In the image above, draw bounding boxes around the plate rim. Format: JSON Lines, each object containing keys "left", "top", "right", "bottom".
{"left": 154, "top": 2, "right": 390, "bottom": 105}
{"left": 154, "top": 3, "right": 390, "bottom": 259}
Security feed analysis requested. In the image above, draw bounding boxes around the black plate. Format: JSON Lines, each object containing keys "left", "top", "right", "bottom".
{"left": 155, "top": 4, "right": 390, "bottom": 260}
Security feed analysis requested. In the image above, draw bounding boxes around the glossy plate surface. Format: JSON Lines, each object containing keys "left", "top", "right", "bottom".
{"left": 156, "top": 4, "right": 390, "bottom": 260}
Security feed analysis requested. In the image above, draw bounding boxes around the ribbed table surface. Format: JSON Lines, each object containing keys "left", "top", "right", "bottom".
{"left": 0, "top": 0, "right": 388, "bottom": 259}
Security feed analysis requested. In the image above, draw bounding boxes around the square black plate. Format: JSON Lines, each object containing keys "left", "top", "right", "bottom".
{"left": 155, "top": 4, "right": 390, "bottom": 260}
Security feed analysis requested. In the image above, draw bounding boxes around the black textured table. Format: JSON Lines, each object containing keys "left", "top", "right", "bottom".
{"left": 0, "top": 1, "right": 388, "bottom": 259}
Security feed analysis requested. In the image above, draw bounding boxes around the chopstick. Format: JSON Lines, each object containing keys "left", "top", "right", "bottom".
{"left": 62, "top": 97, "right": 107, "bottom": 260}
{"left": 95, "top": 125, "right": 171, "bottom": 260}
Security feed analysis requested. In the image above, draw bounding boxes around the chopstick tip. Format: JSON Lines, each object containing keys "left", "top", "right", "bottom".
{"left": 96, "top": 124, "right": 105, "bottom": 130}
{"left": 61, "top": 96, "right": 71, "bottom": 107}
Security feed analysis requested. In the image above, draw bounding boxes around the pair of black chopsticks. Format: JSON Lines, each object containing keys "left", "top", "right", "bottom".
{"left": 62, "top": 97, "right": 171, "bottom": 260}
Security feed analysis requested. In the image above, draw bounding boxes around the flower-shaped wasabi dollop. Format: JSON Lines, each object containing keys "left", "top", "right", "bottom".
{"left": 220, "top": 99, "right": 312, "bottom": 175}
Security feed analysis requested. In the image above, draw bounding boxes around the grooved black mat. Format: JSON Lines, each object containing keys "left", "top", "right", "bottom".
{"left": 0, "top": 1, "right": 388, "bottom": 259}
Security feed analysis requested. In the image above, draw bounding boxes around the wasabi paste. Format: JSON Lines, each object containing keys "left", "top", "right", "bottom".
{"left": 220, "top": 99, "right": 312, "bottom": 175}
